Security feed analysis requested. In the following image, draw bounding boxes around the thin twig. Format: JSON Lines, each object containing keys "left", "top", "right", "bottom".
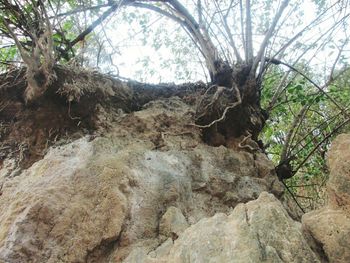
{"left": 293, "top": 117, "right": 350, "bottom": 175}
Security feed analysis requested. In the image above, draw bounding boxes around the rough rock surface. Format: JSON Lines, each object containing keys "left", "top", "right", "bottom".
{"left": 124, "top": 192, "right": 320, "bottom": 263}
{"left": 0, "top": 96, "right": 327, "bottom": 263}
{"left": 0, "top": 138, "right": 128, "bottom": 263}
{"left": 302, "top": 134, "right": 350, "bottom": 263}
{"left": 159, "top": 206, "right": 189, "bottom": 241}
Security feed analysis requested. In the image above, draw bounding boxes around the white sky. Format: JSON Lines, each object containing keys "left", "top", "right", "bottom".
{"left": 92, "top": 0, "right": 348, "bottom": 84}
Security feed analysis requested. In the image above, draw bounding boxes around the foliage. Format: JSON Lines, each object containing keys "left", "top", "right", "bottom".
{"left": 261, "top": 66, "right": 350, "bottom": 210}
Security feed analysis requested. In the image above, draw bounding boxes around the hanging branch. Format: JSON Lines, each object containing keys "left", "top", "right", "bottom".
{"left": 267, "top": 58, "right": 349, "bottom": 117}
{"left": 280, "top": 105, "right": 308, "bottom": 162}
{"left": 281, "top": 180, "right": 305, "bottom": 213}
{"left": 67, "top": 1, "right": 124, "bottom": 50}
{"left": 288, "top": 112, "right": 340, "bottom": 155}
{"left": 286, "top": 106, "right": 350, "bottom": 166}
{"left": 292, "top": 117, "right": 350, "bottom": 176}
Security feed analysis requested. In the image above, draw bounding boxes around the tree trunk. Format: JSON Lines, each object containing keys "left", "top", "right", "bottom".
{"left": 195, "top": 61, "right": 267, "bottom": 146}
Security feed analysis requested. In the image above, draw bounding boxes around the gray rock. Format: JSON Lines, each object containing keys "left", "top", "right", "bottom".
{"left": 159, "top": 207, "right": 189, "bottom": 240}
{"left": 130, "top": 192, "right": 320, "bottom": 263}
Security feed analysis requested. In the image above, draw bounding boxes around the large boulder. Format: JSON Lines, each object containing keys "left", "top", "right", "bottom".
{"left": 302, "top": 134, "right": 350, "bottom": 263}
{"left": 124, "top": 192, "right": 320, "bottom": 263}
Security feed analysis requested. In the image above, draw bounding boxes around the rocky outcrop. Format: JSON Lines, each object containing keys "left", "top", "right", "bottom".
{"left": 124, "top": 192, "right": 320, "bottom": 263}
{"left": 302, "top": 134, "right": 350, "bottom": 263}
{"left": 4, "top": 97, "right": 349, "bottom": 262}
{"left": 0, "top": 138, "right": 128, "bottom": 263}
{"left": 0, "top": 97, "right": 285, "bottom": 262}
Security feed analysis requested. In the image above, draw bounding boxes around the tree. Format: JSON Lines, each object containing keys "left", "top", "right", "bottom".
{"left": 0, "top": 0, "right": 349, "bottom": 210}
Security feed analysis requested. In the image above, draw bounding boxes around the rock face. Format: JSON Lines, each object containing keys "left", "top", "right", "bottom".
{"left": 0, "top": 138, "right": 128, "bottom": 263}
{"left": 302, "top": 134, "right": 350, "bottom": 263}
{"left": 124, "top": 192, "right": 320, "bottom": 263}
{"left": 0, "top": 96, "right": 341, "bottom": 263}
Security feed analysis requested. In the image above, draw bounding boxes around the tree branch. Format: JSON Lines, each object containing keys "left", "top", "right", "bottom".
{"left": 50, "top": 3, "right": 111, "bottom": 18}
{"left": 68, "top": 1, "right": 125, "bottom": 50}
{"left": 280, "top": 105, "right": 307, "bottom": 162}
{"left": 266, "top": 71, "right": 291, "bottom": 112}
{"left": 129, "top": 2, "right": 206, "bottom": 62}
{"left": 273, "top": 1, "right": 341, "bottom": 58}
{"left": 213, "top": 0, "right": 242, "bottom": 63}
{"left": 251, "top": 0, "right": 289, "bottom": 75}
{"left": 245, "top": 0, "right": 253, "bottom": 62}
{"left": 135, "top": 0, "right": 220, "bottom": 80}
{"left": 289, "top": 111, "right": 341, "bottom": 155}
{"left": 239, "top": 0, "right": 246, "bottom": 58}
{"left": 268, "top": 58, "right": 349, "bottom": 117}
{"left": 281, "top": 180, "right": 305, "bottom": 213}
{"left": 293, "top": 117, "right": 350, "bottom": 176}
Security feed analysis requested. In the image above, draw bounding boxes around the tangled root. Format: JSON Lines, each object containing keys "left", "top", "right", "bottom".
{"left": 194, "top": 84, "right": 242, "bottom": 128}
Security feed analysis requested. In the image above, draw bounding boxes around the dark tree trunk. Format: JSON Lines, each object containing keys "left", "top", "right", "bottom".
{"left": 195, "top": 61, "right": 267, "bottom": 147}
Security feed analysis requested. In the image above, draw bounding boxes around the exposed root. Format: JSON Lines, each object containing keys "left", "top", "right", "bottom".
{"left": 0, "top": 66, "right": 207, "bottom": 168}
{"left": 195, "top": 84, "right": 222, "bottom": 119}
{"left": 193, "top": 84, "right": 242, "bottom": 128}
{"left": 68, "top": 101, "right": 81, "bottom": 120}
{"left": 238, "top": 131, "right": 260, "bottom": 152}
